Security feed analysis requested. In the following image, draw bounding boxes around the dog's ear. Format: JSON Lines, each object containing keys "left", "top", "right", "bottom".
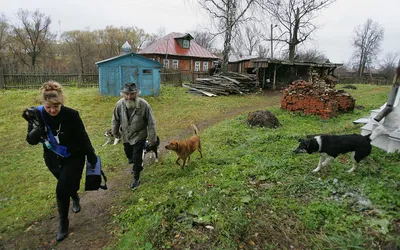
{"left": 298, "top": 138, "right": 305, "bottom": 143}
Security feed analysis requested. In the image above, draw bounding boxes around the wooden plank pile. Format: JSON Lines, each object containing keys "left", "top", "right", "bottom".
{"left": 184, "top": 72, "right": 259, "bottom": 96}
{"left": 281, "top": 80, "right": 355, "bottom": 119}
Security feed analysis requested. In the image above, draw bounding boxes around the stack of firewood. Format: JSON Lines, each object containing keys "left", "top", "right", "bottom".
{"left": 280, "top": 80, "right": 355, "bottom": 119}
{"left": 184, "top": 72, "right": 259, "bottom": 96}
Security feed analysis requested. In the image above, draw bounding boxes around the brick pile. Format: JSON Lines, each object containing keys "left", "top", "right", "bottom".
{"left": 281, "top": 80, "right": 355, "bottom": 119}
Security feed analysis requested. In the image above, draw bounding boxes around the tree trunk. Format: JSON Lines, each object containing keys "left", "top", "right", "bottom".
{"left": 221, "top": 0, "right": 235, "bottom": 72}
{"left": 222, "top": 29, "right": 232, "bottom": 72}
{"left": 359, "top": 55, "right": 367, "bottom": 77}
{"left": 78, "top": 44, "right": 85, "bottom": 75}
{"left": 288, "top": 8, "right": 300, "bottom": 62}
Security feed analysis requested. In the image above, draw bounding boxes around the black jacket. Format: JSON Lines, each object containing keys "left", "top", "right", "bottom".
{"left": 26, "top": 106, "right": 95, "bottom": 159}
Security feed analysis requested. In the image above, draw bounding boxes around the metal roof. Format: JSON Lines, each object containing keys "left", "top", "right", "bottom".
{"left": 251, "top": 58, "right": 343, "bottom": 68}
{"left": 95, "top": 52, "right": 163, "bottom": 67}
{"left": 139, "top": 32, "right": 219, "bottom": 59}
{"left": 229, "top": 54, "right": 259, "bottom": 63}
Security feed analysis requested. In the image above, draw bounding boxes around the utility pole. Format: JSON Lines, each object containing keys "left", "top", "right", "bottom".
{"left": 270, "top": 24, "right": 277, "bottom": 59}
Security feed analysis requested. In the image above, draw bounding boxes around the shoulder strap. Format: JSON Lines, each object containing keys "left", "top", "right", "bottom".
{"left": 36, "top": 106, "right": 49, "bottom": 128}
{"left": 99, "top": 170, "right": 108, "bottom": 190}
{"left": 36, "top": 105, "right": 71, "bottom": 158}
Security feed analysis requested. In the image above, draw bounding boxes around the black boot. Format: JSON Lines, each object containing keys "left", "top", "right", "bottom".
{"left": 130, "top": 171, "right": 140, "bottom": 189}
{"left": 56, "top": 217, "right": 69, "bottom": 242}
{"left": 130, "top": 178, "right": 140, "bottom": 189}
{"left": 56, "top": 197, "right": 69, "bottom": 241}
{"left": 71, "top": 193, "right": 81, "bottom": 213}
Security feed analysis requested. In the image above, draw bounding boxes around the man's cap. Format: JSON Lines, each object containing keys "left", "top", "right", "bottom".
{"left": 121, "top": 82, "right": 139, "bottom": 93}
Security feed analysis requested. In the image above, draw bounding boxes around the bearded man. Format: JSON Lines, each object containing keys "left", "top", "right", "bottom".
{"left": 112, "top": 82, "right": 157, "bottom": 189}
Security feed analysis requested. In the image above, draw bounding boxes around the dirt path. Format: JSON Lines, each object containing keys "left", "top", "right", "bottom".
{"left": 1, "top": 92, "right": 280, "bottom": 250}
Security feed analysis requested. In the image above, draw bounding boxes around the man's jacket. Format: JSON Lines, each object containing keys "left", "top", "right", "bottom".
{"left": 112, "top": 97, "right": 156, "bottom": 145}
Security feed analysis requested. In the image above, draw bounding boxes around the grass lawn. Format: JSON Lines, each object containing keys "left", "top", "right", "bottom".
{"left": 0, "top": 85, "right": 277, "bottom": 241}
{"left": 112, "top": 84, "right": 400, "bottom": 249}
{"left": 0, "top": 83, "right": 399, "bottom": 249}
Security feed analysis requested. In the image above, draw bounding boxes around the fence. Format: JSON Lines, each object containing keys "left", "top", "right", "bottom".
{"left": 338, "top": 76, "right": 391, "bottom": 85}
{"left": 0, "top": 73, "right": 98, "bottom": 89}
{"left": 0, "top": 71, "right": 214, "bottom": 89}
{"left": 160, "top": 71, "right": 211, "bottom": 85}
{"left": 160, "top": 72, "right": 183, "bottom": 86}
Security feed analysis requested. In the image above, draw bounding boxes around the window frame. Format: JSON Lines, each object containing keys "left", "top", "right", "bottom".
{"left": 183, "top": 40, "right": 190, "bottom": 48}
{"left": 194, "top": 61, "right": 200, "bottom": 72}
{"left": 172, "top": 59, "right": 179, "bottom": 70}
{"left": 203, "top": 62, "right": 209, "bottom": 71}
{"left": 163, "top": 59, "right": 170, "bottom": 69}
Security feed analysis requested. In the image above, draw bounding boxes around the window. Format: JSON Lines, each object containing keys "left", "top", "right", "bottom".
{"left": 183, "top": 40, "right": 190, "bottom": 48}
{"left": 143, "top": 69, "right": 151, "bottom": 74}
{"left": 194, "top": 61, "right": 200, "bottom": 72}
{"left": 163, "top": 59, "right": 169, "bottom": 69}
{"left": 203, "top": 62, "right": 209, "bottom": 71}
{"left": 213, "top": 61, "right": 219, "bottom": 67}
{"left": 172, "top": 60, "right": 179, "bottom": 70}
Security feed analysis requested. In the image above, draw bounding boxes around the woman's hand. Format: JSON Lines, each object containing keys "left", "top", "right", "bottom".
{"left": 87, "top": 152, "right": 98, "bottom": 169}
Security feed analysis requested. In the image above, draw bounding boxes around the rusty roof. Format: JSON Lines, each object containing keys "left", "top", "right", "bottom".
{"left": 139, "top": 32, "right": 219, "bottom": 59}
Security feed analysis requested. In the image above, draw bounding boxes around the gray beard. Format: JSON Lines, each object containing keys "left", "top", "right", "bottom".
{"left": 125, "top": 99, "right": 136, "bottom": 109}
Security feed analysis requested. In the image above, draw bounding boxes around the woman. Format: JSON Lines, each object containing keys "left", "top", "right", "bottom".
{"left": 25, "top": 81, "right": 97, "bottom": 242}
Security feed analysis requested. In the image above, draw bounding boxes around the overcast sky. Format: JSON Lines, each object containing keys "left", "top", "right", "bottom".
{"left": 1, "top": 0, "right": 399, "bottom": 64}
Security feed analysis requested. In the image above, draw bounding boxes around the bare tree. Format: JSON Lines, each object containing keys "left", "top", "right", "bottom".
{"left": 260, "top": 0, "right": 335, "bottom": 62}
{"left": 134, "top": 27, "right": 150, "bottom": 52}
{"left": 351, "top": 19, "right": 384, "bottom": 77}
{"left": 142, "top": 26, "right": 167, "bottom": 48}
{"left": 233, "top": 24, "right": 262, "bottom": 55}
{"left": 94, "top": 26, "right": 125, "bottom": 58}
{"left": 0, "top": 14, "right": 11, "bottom": 67}
{"left": 10, "top": 9, "right": 55, "bottom": 71}
{"left": 198, "top": 0, "right": 256, "bottom": 72}
{"left": 256, "top": 44, "right": 269, "bottom": 58}
{"left": 379, "top": 52, "right": 399, "bottom": 81}
{"left": 295, "top": 48, "right": 328, "bottom": 62}
{"left": 61, "top": 30, "right": 98, "bottom": 74}
{"left": 192, "top": 30, "right": 215, "bottom": 50}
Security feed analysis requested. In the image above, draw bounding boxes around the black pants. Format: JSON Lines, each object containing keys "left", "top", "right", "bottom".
{"left": 45, "top": 153, "right": 85, "bottom": 218}
{"left": 123, "top": 140, "right": 146, "bottom": 180}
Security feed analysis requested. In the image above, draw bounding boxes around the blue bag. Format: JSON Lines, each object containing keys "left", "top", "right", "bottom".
{"left": 85, "top": 156, "right": 108, "bottom": 191}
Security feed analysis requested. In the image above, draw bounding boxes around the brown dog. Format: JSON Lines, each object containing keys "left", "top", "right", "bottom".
{"left": 165, "top": 124, "right": 203, "bottom": 168}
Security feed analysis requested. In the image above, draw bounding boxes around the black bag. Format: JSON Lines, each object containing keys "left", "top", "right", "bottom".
{"left": 85, "top": 156, "right": 108, "bottom": 191}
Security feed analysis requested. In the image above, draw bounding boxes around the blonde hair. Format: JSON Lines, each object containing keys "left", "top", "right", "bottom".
{"left": 40, "top": 81, "right": 65, "bottom": 105}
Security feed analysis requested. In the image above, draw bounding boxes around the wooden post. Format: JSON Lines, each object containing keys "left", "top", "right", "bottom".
{"left": 78, "top": 73, "right": 83, "bottom": 87}
{"left": 0, "top": 67, "right": 4, "bottom": 89}
{"left": 262, "top": 68, "right": 266, "bottom": 89}
{"left": 273, "top": 65, "right": 277, "bottom": 90}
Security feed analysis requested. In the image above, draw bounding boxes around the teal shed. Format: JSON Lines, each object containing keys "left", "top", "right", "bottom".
{"left": 96, "top": 51, "right": 163, "bottom": 96}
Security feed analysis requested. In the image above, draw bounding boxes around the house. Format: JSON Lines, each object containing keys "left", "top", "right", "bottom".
{"left": 96, "top": 41, "right": 163, "bottom": 96}
{"left": 228, "top": 54, "right": 259, "bottom": 73}
{"left": 229, "top": 58, "right": 342, "bottom": 89}
{"left": 139, "top": 32, "right": 219, "bottom": 80}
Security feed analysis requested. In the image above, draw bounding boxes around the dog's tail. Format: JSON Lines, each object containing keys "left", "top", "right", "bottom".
{"left": 192, "top": 124, "right": 199, "bottom": 135}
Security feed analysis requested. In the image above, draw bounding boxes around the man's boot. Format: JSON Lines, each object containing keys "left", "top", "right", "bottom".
{"left": 56, "top": 197, "right": 69, "bottom": 241}
{"left": 71, "top": 193, "right": 81, "bottom": 213}
{"left": 130, "top": 178, "right": 140, "bottom": 189}
{"left": 130, "top": 171, "right": 140, "bottom": 189}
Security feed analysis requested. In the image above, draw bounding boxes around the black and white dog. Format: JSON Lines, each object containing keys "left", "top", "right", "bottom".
{"left": 102, "top": 129, "right": 121, "bottom": 146}
{"left": 142, "top": 136, "right": 160, "bottom": 162}
{"left": 293, "top": 134, "right": 372, "bottom": 173}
